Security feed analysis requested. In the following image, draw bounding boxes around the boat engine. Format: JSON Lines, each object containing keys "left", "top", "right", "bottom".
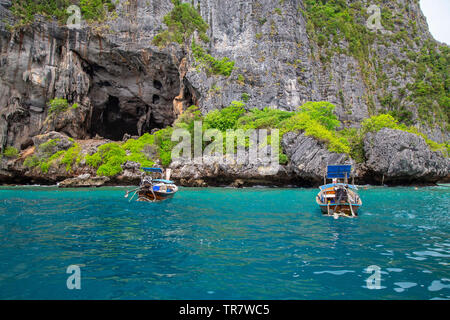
{"left": 335, "top": 186, "right": 348, "bottom": 203}
{"left": 141, "top": 176, "right": 153, "bottom": 188}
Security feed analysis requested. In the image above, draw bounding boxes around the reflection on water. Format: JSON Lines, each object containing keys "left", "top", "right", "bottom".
{"left": 0, "top": 186, "right": 449, "bottom": 299}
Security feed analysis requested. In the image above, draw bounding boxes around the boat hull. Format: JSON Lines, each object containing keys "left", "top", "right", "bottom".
{"left": 137, "top": 191, "right": 175, "bottom": 202}
{"left": 318, "top": 203, "right": 361, "bottom": 216}
{"left": 316, "top": 193, "right": 362, "bottom": 217}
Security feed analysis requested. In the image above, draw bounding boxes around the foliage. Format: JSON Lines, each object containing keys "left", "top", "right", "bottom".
{"left": 86, "top": 134, "right": 157, "bottom": 176}
{"left": 61, "top": 143, "right": 82, "bottom": 172}
{"left": 237, "top": 74, "right": 245, "bottom": 85}
{"left": 123, "top": 133, "right": 156, "bottom": 168}
{"left": 47, "top": 98, "right": 81, "bottom": 116}
{"left": 237, "top": 107, "right": 292, "bottom": 130}
{"left": 204, "top": 101, "right": 246, "bottom": 131}
{"left": 302, "top": 1, "right": 448, "bottom": 128}
{"left": 40, "top": 161, "right": 50, "bottom": 174}
{"left": 48, "top": 98, "right": 69, "bottom": 115}
{"left": 154, "top": 127, "right": 175, "bottom": 167}
{"left": 38, "top": 139, "right": 60, "bottom": 157}
{"left": 201, "top": 101, "right": 350, "bottom": 157}
{"left": 278, "top": 111, "right": 350, "bottom": 154}
{"left": 192, "top": 41, "right": 235, "bottom": 77}
{"left": 10, "top": 0, "right": 115, "bottom": 24}
{"left": 361, "top": 114, "right": 399, "bottom": 134}
{"left": 279, "top": 153, "right": 288, "bottom": 165}
{"left": 337, "top": 128, "right": 365, "bottom": 163}
{"left": 93, "top": 143, "right": 126, "bottom": 177}
{"left": 241, "top": 93, "right": 250, "bottom": 103}
{"left": 407, "top": 42, "right": 449, "bottom": 127}
{"left": 2, "top": 146, "right": 19, "bottom": 159}
{"left": 85, "top": 152, "right": 102, "bottom": 169}
{"left": 297, "top": 101, "right": 341, "bottom": 130}
{"left": 49, "top": 150, "right": 65, "bottom": 162}
{"left": 23, "top": 146, "right": 65, "bottom": 173}
{"left": 122, "top": 133, "right": 154, "bottom": 153}
{"left": 79, "top": 0, "right": 115, "bottom": 21}
{"left": 153, "top": 0, "right": 209, "bottom": 47}
{"left": 126, "top": 152, "right": 155, "bottom": 169}
{"left": 11, "top": 0, "right": 71, "bottom": 24}
{"left": 303, "top": 0, "right": 371, "bottom": 56}
{"left": 152, "top": 1, "right": 234, "bottom": 77}
{"left": 23, "top": 155, "right": 40, "bottom": 168}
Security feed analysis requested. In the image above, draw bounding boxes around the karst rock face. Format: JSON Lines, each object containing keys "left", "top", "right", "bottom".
{"left": 0, "top": 0, "right": 448, "bottom": 185}
{"left": 363, "top": 128, "right": 449, "bottom": 184}
{"left": 0, "top": 0, "right": 189, "bottom": 150}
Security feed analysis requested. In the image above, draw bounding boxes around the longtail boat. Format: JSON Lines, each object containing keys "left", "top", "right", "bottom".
{"left": 125, "top": 167, "right": 178, "bottom": 202}
{"left": 316, "top": 165, "right": 362, "bottom": 218}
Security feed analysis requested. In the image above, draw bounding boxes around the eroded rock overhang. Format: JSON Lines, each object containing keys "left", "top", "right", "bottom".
{"left": 0, "top": 19, "right": 196, "bottom": 149}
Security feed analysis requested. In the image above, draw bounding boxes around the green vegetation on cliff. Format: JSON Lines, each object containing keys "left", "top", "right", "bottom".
{"left": 153, "top": 0, "right": 235, "bottom": 77}
{"left": 10, "top": 0, "right": 115, "bottom": 25}
{"left": 152, "top": 0, "right": 209, "bottom": 47}
{"left": 47, "top": 98, "right": 79, "bottom": 116}
{"left": 302, "top": 0, "right": 449, "bottom": 129}
{"left": 1, "top": 146, "right": 19, "bottom": 159}
{"left": 338, "top": 114, "right": 449, "bottom": 162}
{"left": 192, "top": 41, "right": 235, "bottom": 77}
{"left": 360, "top": 114, "right": 449, "bottom": 156}
{"left": 22, "top": 101, "right": 447, "bottom": 177}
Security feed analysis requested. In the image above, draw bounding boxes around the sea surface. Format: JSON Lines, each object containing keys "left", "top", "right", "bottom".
{"left": 0, "top": 186, "right": 449, "bottom": 300}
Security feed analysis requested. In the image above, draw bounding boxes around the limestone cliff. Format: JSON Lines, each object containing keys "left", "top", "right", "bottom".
{"left": 0, "top": 0, "right": 448, "bottom": 186}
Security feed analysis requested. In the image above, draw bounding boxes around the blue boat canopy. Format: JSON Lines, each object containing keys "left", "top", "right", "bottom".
{"left": 153, "top": 179, "right": 174, "bottom": 184}
{"left": 320, "top": 183, "right": 358, "bottom": 190}
{"left": 327, "top": 165, "right": 352, "bottom": 179}
{"left": 142, "top": 167, "right": 163, "bottom": 173}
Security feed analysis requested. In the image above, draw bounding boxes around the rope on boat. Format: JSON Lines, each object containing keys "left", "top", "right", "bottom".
{"left": 129, "top": 190, "right": 138, "bottom": 202}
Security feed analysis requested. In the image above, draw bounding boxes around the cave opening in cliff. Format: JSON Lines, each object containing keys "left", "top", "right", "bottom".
{"left": 85, "top": 56, "right": 194, "bottom": 141}
{"left": 89, "top": 91, "right": 182, "bottom": 141}
{"left": 90, "top": 95, "right": 142, "bottom": 141}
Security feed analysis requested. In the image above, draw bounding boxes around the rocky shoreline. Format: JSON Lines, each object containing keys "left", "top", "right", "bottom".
{"left": 1, "top": 128, "right": 448, "bottom": 188}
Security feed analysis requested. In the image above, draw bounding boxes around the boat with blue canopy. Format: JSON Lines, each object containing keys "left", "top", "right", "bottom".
{"left": 316, "top": 165, "right": 362, "bottom": 218}
{"left": 125, "top": 167, "right": 179, "bottom": 202}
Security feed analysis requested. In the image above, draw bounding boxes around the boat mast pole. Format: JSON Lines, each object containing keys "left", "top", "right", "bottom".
{"left": 349, "top": 197, "right": 356, "bottom": 217}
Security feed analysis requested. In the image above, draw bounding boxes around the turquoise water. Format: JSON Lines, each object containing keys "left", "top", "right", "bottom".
{"left": 0, "top": 186, "right": 449, "bottom": 300}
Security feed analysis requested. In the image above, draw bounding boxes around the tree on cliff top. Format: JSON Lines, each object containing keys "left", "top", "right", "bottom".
{"left": 153, "top": 0, "right": 209, "bottom": 48}
{"left": 10, "top": 0, "right": 115, "bottom": 24}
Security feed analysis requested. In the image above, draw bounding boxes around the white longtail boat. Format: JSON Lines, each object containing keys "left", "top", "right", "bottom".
{"left": 316, "top": 165, "right": 362, "bottom": 218}
{"left": 125, "top": 167, "right": 178, "bottom": 202}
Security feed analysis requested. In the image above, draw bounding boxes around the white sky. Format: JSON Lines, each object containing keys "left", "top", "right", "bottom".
{"left": 420, "top": 0, "right": 450, "bottom": 44}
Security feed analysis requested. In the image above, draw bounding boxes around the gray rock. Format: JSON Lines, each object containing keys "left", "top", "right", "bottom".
{"left": 121, "top": 161, "right": 141, "bottom": 171}
{"left": 229, "top": 179, "right": 245, "bottom": 188}
{"left": 281, "top": 132, "right": 351, "bottom": 184}
{"left": 0, "top": 1, "right": 11, "bottom": 8}
{"left": 59, "top": 175, "right": 110, "bottom": 188}
{"left": 363, "top": 128, "right": 449, "bottom": 183}
{"left": 170, "top": 151, "right": 292, "bottom": 186}
{"left": 32, "top": 131, "right": 74, "bottom": 158}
